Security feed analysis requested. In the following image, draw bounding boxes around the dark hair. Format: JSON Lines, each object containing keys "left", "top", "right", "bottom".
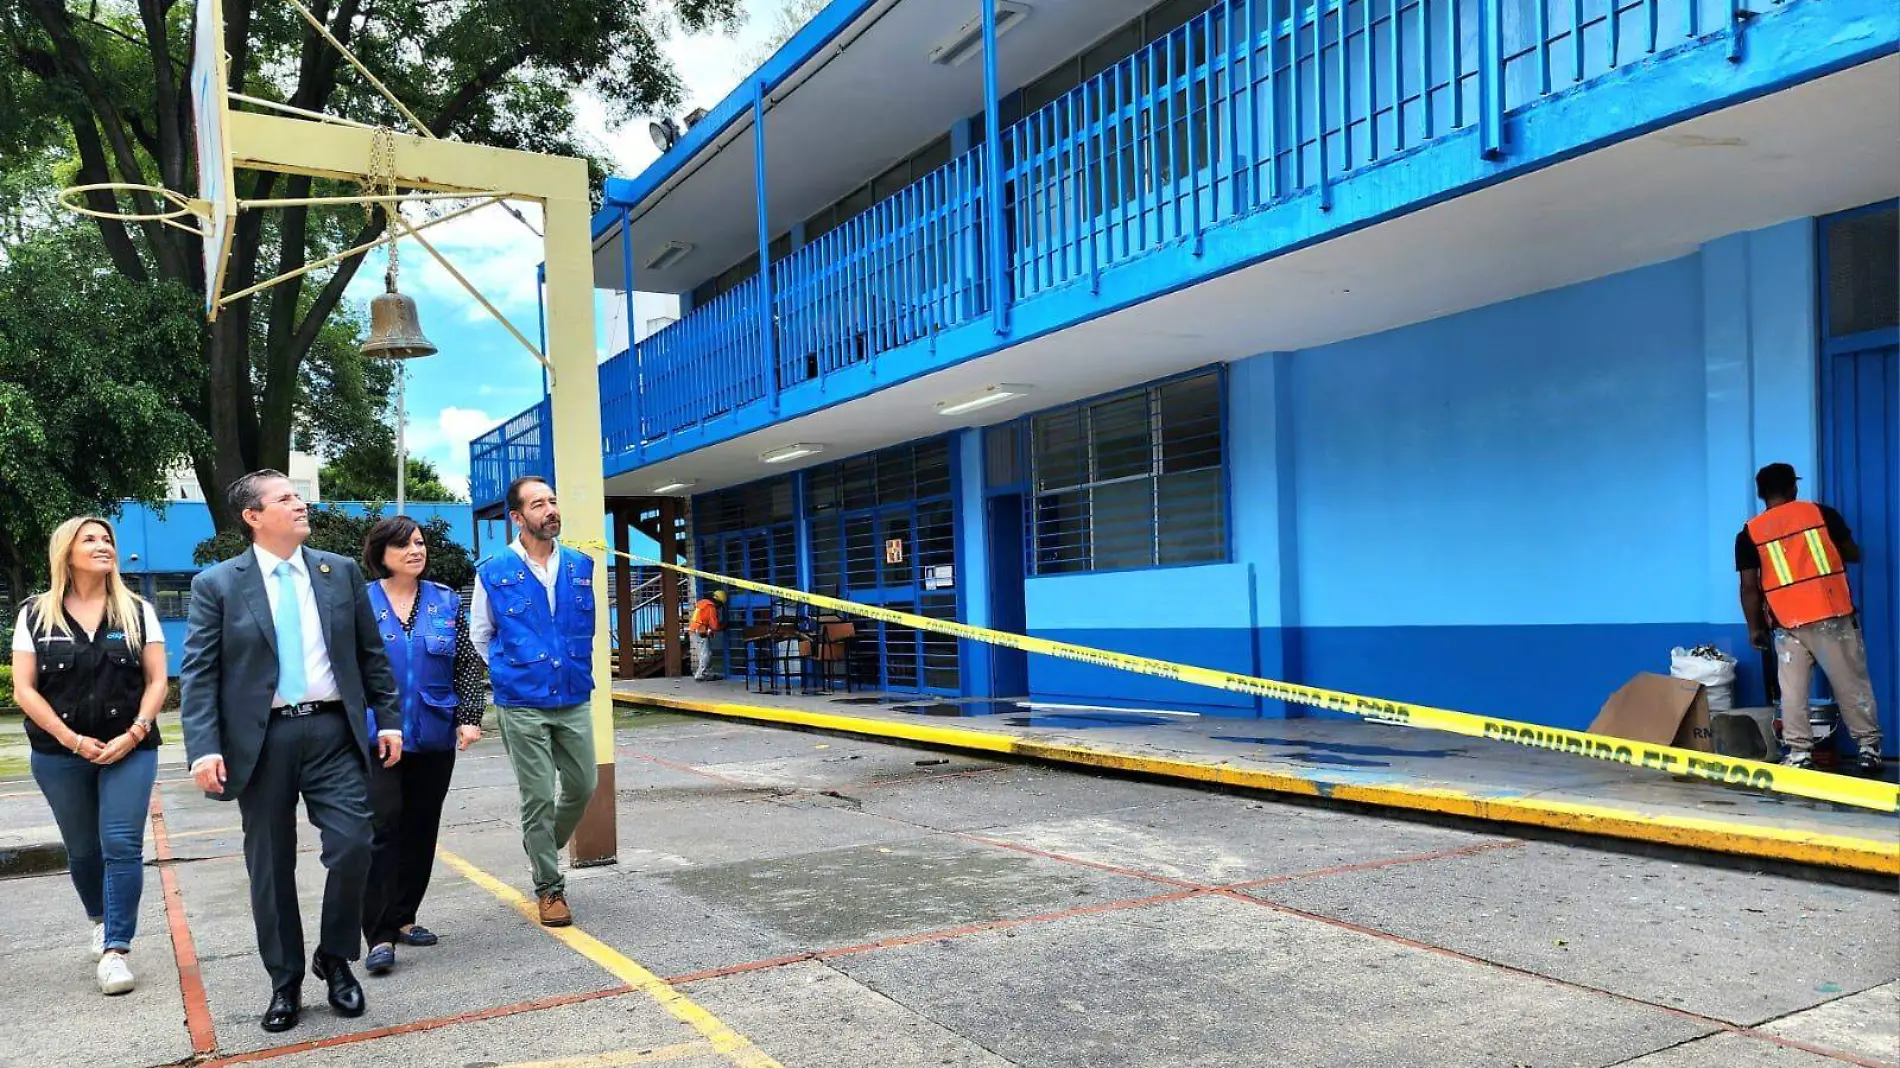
{"left": 227, "top": 469, "right": 290, "bottom": 542}
{"left": 1755, "top": 462, "right": 1799, "bottom": 500}
{"left": 506, "top": 475, "right": 552, "bottom": 516}
{"left": 362, "top": 516, "right": 426, "bottom": 580}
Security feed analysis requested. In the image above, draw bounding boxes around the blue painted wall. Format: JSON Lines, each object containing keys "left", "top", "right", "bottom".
{"left": 1025, "top": 218, "right": 1822, "bottom": 729}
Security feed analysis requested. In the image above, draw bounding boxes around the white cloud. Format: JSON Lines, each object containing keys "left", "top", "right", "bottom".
{"left": 401, "top": 405, "right": 499, "bottom": 490}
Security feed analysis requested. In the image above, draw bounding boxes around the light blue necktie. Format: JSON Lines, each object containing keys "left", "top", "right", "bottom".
{"left": 273, "top": 561, "right": 306, "bottom": 706}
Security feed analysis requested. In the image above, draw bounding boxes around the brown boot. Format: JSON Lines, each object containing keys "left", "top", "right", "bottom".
{"left": 537, "top": 890, "right": 572, "bottom": 927}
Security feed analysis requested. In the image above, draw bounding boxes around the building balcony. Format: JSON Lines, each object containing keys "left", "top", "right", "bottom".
{"left": 472, "top": 0, "right": 1891, "bottom": 512}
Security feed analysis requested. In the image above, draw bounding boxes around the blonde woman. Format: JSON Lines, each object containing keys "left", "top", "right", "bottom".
{"left": 11, "top": 517, "right": 168, "bottom": 995}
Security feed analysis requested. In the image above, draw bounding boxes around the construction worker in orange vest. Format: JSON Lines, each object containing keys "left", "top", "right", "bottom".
{"left": 689, "top": 589, "right": 726, "bottom": 682}
{"left": 1736, "top": 463, "right": 1884, "bottom": 776}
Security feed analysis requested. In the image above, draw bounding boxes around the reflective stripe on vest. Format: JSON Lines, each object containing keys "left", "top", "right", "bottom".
{"left": 1746, "top": 501, "right": 1855, "bottom": 629}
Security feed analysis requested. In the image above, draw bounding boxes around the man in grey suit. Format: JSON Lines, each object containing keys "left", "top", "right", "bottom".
{"left": 180, "top": 470, "right": 403, "bottom": 1033}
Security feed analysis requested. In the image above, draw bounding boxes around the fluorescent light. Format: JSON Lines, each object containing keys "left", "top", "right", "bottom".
{"left": 928, "top": 3, "right": 1031, "bottom": 67}
{"left": 936, "top": 384, "right": 1032, "bottom": 417}
{"left": 759, "top": 443, "right": 824, "bottom": 465}
{"left": 653, "top": 479, "right": 696, "bottom": 494}
{"left": 644, "top": 241, "right": 692, "bottom": 271}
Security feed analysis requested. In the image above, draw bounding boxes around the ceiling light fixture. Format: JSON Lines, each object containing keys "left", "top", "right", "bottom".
{"left": 759, "top": 443, "right": 824, "bottom": 465}
{"left": 653, "top": 479, "right": 697, "bottom": 494}
{"left": 644, "top": 241, "right": 693, "bottom": 271}
{"left": 936, "top": 384, "right": 1033, "bottom": 417}
{"left": 927, "top": 2, "right": 1032, "bottom": 67}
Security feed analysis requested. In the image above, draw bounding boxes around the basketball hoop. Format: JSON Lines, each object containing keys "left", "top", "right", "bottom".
{"left": 56, "top": 183, "right": 208, "bottom": 235}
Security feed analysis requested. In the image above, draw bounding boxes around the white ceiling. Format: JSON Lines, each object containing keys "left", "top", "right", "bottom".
{"left": 607, "top": 53, "right": 1900, "bottom": 499}
{"left": 593, "top": 0, "right": 1160, "bottom": 295}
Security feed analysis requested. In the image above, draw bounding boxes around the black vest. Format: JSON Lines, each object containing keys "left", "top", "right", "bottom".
{"left": 22, "top": 605, "right": 159, "bottom": 756}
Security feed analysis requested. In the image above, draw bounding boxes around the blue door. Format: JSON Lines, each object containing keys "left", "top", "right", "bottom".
{"left": 1818, "top": 202, "right": 1898, "bottom": 757}
{"left": 1820, "top": 341, "right": 1898, "bottom": 757}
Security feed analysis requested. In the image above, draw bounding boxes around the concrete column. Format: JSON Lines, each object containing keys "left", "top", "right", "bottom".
{"left": 1225, "top": 353, "right": 1299, "bottom": 718}
{"left": 956, "top": 428, "right": 994, "bottom": 698}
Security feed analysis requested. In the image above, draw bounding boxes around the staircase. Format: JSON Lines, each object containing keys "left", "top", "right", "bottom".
{"left": 609, "top": 571, "right": 679, "bottom": 679}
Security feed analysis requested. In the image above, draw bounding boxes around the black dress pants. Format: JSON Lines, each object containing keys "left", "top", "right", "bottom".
{"left": 361, "top": 748, "right": 457, "bottom": 947}
{"left": 236, "top": 710, "right": 372, "bottom": 993}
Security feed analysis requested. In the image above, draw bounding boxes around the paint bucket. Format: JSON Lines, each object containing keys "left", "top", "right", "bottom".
{"left": 1808, "top": 700, "right": 1841, "bottom": 769}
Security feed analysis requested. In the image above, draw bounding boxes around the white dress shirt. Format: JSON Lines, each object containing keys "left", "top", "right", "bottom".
{"left": 190, "top": 544, "right": 397, "bottom": 773}
{"left": 469, "top": 539, "right": 562, "bottom": 665}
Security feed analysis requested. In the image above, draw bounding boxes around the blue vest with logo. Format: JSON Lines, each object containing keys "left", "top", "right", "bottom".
{"left": 368, "top": 580, "right": 462, "bottom": 753}
{"left": 477, "top": 544, "right": 596, "bottom": 709}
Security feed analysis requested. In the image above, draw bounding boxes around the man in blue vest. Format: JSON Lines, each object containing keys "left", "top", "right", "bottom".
{"left": 469, "top": 476, "right": 598, "bottom": 926}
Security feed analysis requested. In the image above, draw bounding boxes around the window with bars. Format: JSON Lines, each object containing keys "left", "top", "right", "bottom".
{"left": 1029, "top": 370, "right": 1226, "bottom": 574}
{"left": 693, "top": 476, "right": 797, "bottom": 592}
{"left": 150, "top": 574, "right": 195, "bottom": 619}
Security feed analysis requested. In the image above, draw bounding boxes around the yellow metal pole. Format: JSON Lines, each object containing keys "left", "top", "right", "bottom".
{"left": 540, "top": 164, "right": 618, "bottom": 866}
{"left": 223, "top": 111, "right": 617, "bottom": 865}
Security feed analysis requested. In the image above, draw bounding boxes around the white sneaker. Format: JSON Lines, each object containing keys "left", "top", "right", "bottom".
{"left": 97, "top": 952, "right": 135, "bottom": 996}
{"left": 89, "top": 923, "right": 105, "bottom": 961}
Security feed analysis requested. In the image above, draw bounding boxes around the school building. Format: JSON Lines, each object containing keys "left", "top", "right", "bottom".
{"left": 469, "top": 0, "right": 1898, "bottom": 751}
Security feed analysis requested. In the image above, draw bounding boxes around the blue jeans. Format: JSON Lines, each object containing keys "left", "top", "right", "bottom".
{"left": 31, "top": 747, "right": 158, "bottom": 952}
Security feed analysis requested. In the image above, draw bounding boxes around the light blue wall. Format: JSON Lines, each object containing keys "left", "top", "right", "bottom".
{"left": 1024, "top": 218, "right": 1822, "bottom": 728}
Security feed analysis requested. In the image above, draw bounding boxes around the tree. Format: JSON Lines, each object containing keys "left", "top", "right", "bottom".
{"left": 741, "top": 0, "right": 829, "bottom": 70}
{"left": 3, "top": 0, "right": 742, "bottom": 530}
{"left": 320, "top": 440, "right": 463, "bottom": 503}
{"left": 0, "top": 222, "right": 206, "bottom": 599}
{"left": 195, "top": 505, "right": 476, "bottom": 592}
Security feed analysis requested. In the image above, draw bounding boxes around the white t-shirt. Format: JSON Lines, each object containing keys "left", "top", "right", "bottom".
{"left": 12, "top": 601, "right": 166, "bottom": 653}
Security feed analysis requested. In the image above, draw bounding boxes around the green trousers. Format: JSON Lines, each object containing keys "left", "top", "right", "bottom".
{"left": 496, "top": 702, "right": 597, "bottom": 895}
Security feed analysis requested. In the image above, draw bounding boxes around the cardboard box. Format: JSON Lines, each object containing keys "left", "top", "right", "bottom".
{"left": 1588, "top": 673, "right": 1713, "bottom": 751}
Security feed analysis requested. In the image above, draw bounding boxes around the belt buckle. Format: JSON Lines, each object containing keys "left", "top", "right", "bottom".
{"left": 281, "top": 701, "right": 317, "bottom": 717}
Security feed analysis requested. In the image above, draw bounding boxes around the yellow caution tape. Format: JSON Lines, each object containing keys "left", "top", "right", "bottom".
{"left": 577, "top": 541, "right": 1899, "bottom": 814}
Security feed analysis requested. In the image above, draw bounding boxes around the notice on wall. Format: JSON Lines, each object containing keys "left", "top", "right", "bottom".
{"left": 885, "top": 538, "right": 906, "bottom": 565}
{"left": 924, "top": 564, "right": 955, "bottom": 591}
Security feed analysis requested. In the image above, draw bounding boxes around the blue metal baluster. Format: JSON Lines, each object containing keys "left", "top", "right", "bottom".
{"left": 1572, "top": 0, "right": 1584, "bottom": 81}
{"left": 1167, "top": 33, "right": 1183, "bottom": 244}
{"left": 1089, "top": 80, "right": 1104, "bottom": 293}
{"left": 1609, "top": 0, "right": 1621, "bottom": 68}
{"left": 1448, "top": 0, "right": 1463, "bottom": 129}
{"left": 1340, "top": 0, "right": 1353, "bottom": 172}
{"left": 1259, "top": 0, "right": 1276, "bottom": 200}
{"left": 1646, "top": 0, "right": 1657, "bottom": 53}
{"left": 981, "top": 0, "right": 1009, "bottom": 334}
{"left": 617, "top": 207, "right": 642, "bottom": 462}
{"left": 1421, "top": 0, "right": 1435, "bottom": 137}
{"left": 1480, "top": 0, "right": 1503, "bottom": 158}
{"left": 753, "top": 81, "right": 777, "bottom": 412}
{"left": 1315, "top": 0, "right": 1331, "bottom": 209}
{"left": 1366, "top": 0, "right": 1379, "bottom": 161}
{"left": 1068, "top": 86, "right": 1083, "bottom": 283}
{"left": 1535, "top": 0, "right": 1550, "bottom": 94}
{"left": 1392, "top": 0, "right": 1405, "bottom": 150}
{"left": 1292, "top": 0, "right": 1306, "bottom": 189}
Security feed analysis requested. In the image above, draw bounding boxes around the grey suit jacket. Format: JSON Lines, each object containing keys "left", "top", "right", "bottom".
{"left": 178, "top": 545, "right": 400, "bottom": 801}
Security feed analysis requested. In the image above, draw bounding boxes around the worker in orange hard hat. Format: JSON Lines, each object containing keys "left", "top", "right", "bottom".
{"left": 688, "top": 589, "right": 726, "bottom": 682}
{"left": 1737, "top": 463, "right": 1884, "bottom": 776}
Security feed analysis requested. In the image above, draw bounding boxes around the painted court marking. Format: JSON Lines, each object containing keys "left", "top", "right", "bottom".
{"left": 502, "top": 1041, "right": 712, "bottom": 1067}
{"left": 149, "top": 785, "right": 220, "bottom": 1059}
{"left": 435, "top": 847, "right": 785, "bottom": 1068}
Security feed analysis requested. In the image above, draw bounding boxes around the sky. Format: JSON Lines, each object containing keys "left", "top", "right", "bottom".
{"left": 343, "top": 0, "right": 791, "bottom": 500}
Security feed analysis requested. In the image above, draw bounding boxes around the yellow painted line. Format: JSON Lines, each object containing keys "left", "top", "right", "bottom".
{"left": 616, "top": 692, "right": 1900, "bottom": 877}
{"left": 436, "top": 848, "right": 784, "bottom": 1068}
{"left": 501, "top": 1042, "right": 711, "bottom": 1067}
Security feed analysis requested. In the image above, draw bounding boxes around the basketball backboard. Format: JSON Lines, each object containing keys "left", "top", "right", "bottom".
{"left": 192, "top": 0, "right": 236, "bottom": 321}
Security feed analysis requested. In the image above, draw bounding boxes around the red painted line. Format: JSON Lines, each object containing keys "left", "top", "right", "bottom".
{"left": 619, "top": 748, "right": 759, "bottom": 788}
{"left": 200, "top": 985, "right": 637, "bottom": 1066}
{"left": 149, "top": 786, "right": 219, "bottom": 1058}
{"left": 1226, "top": 839, "right": 1528, "bottom": 888}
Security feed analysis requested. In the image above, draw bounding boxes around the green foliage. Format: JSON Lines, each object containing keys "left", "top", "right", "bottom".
{"left": 320, "top": 442, "right": 464, "bottom": 504}
{"left": 0, "top": 663, "right": 13, "bottom": 708}
{"left": 0, "top": 223, "right": 206, "bottom": 591}
{"left": 2, "top": 0, "right": 743, "bottom": 524}
{"left": 194, "top": 505, "right": 475, "bottom": 593}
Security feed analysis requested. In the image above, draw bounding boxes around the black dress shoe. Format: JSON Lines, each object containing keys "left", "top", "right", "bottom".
{"left": 261, "top": 988, "right": 301, "bottom": 1033}
{"left": 310, "top": 952, "right": 366, "bottom": 1017}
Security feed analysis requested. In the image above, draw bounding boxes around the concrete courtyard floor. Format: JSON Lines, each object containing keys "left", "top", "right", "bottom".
{"left": 0, "top": 708, "right": 1895, "bottom": 1068}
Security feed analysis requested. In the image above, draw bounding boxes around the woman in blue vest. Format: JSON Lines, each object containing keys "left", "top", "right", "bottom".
{"left": 358, "top": 516, "right": 487, "bottom": 976}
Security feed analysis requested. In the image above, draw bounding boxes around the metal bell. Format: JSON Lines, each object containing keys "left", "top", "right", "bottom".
{"left": 361, "top": 268, "right": 437, "bottom": 360}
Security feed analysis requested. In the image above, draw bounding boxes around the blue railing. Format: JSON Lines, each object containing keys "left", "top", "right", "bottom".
{"left": 469, "top": 397, "right": 552, "bottom": 511}
{"left": 481, "top": 0, "right": 1780, "bottom": 507}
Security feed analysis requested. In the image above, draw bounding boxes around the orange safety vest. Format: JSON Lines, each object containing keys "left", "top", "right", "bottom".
{"left": 1746, "top": 501, "right": 1855, "bottom": 629}
{"left": 689, "top": 600, "right": 722, "bottom": 635}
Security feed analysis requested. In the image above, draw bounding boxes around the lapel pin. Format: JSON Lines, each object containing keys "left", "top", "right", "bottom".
{"left": 319, "top": 563, "right": 332, "bottom": 574}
